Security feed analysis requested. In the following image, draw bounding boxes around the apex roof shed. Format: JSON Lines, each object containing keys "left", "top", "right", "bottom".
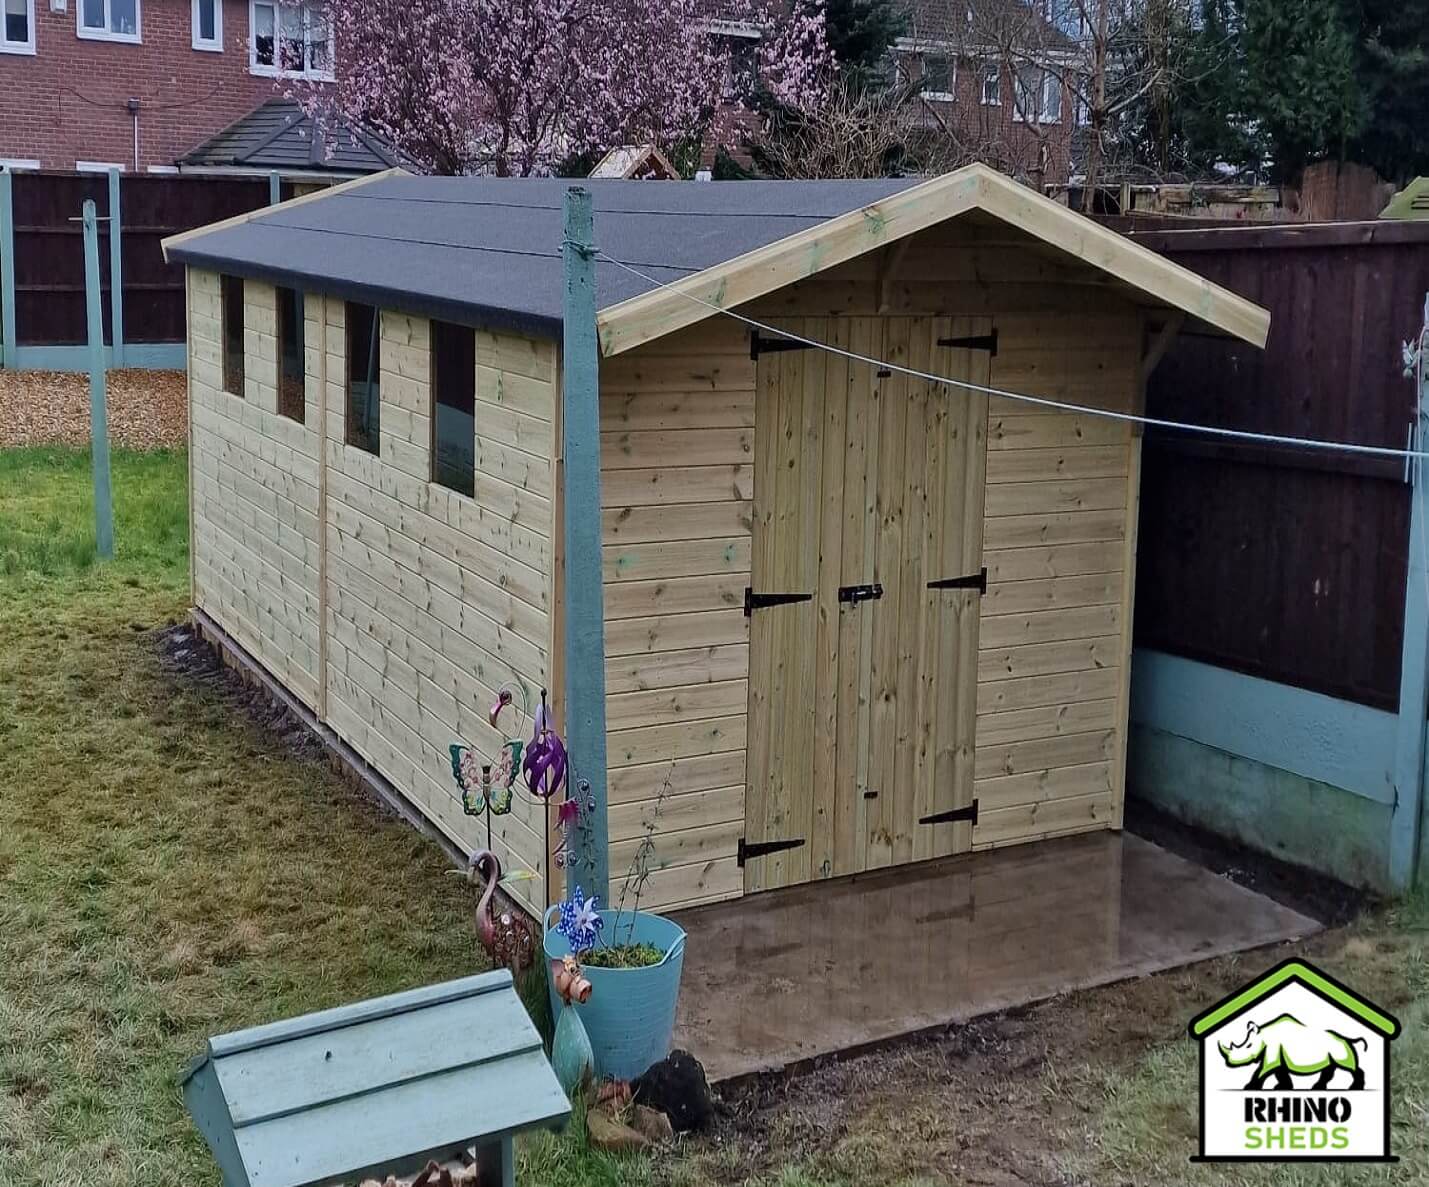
{"left": 164, "top": 165, "right": 1269, "bottom": 916}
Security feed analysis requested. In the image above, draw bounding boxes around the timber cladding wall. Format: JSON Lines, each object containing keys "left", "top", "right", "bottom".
{"left": 976, "top": 313, "right": 1139, "bottom": 846}
{"left": 189, "top": 270, "right": 323, "bottom": 708}
{"left": 189, "top": 270, "right": 557, "bottom": 916}
{"left": 599, "top": 319, "right": 754, "bottom": 912}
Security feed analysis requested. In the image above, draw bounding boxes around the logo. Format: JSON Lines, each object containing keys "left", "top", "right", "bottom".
{"left": 1188, "top": 958, "right": 1400, "bottom": 1161}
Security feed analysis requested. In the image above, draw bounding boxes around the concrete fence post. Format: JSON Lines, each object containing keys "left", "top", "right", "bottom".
{"left": 0, "top": 170, "right": 15, "bottom": 369}
{"left": 561, "top": 186, "right": 609, "bottom": 903}
{"left": 82, "top": 199, "right": 115, "bottom": 560}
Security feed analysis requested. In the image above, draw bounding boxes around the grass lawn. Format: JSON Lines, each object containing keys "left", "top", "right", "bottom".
{"left": 3, "top": 446, "right": 1428, "bottom": 1187}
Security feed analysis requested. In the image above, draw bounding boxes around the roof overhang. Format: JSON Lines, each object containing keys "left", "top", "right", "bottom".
{"left": 596, "top": 163, "right": 1271, "bottom": 357}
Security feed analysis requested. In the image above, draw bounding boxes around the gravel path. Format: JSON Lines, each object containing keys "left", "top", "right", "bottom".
{"left": 0, "top": 369, "right": 187, "bottom": 449}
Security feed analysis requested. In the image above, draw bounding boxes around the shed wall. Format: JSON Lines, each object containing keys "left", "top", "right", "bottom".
{"left": 189, "top": 270, "right": 323, "bottom": 708}
{"left": 598, "top": 319, "right": 755, "bottom": 911}
{"left": 188, "top": 269, "right": 558, "bottom": 916}
{"left": 598, "top": 274, "right": 1142, "bottom": 908}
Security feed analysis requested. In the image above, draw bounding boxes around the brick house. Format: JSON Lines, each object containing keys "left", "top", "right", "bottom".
{"left": 0, "top": 0, "right": 332, "bottom": 172}
{"left": 893, "top": 0, "right": 1083, "bottom": 185}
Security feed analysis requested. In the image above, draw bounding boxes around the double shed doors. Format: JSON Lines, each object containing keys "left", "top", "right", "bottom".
{"left": 744, "top": 316, "right": 992, "bottom": 893}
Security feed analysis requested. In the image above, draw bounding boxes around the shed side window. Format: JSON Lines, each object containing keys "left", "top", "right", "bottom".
{"left": 431, "top": 320, "right": 475, "bottom": 497}
{"left": 277, "top": 286, "right": 305, "bottom": 423}
{"left": 221, "top": 274, "right": 244, "bottom": 397}
{"left": 346, "top": 302, "right": 381, "bottom": 454}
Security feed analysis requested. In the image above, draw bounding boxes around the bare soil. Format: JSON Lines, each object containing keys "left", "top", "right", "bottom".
{"left": 0, "top": 368, "right": 186, "bottom": 449}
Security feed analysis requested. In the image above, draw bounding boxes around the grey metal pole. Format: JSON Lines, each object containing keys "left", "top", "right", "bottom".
{"left": 82, "top": 198, "right": 114, "bottom": 560}
{"left": 562, "top": 186, "right": 609, "bottom": 902}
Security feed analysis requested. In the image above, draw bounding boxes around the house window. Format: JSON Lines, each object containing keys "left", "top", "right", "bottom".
{"left": 920, "top": 54, "right": 954, "bottom": 101}
{"left": 1014, "top": 66, "right": 1061, "bottom": 123}
{"left": 221, "top": 275, "right": 245, "bottom": 398}
{"left": 78, "top": 0, "right": 140, "bottom": 42}
{"left": 980, "top": 61, "right": 1000, "bottom": 106}
{"left": 430, "top": 320, "right": 475, "bottom": 497}
{"left": 75, "top": 161, "right": 126, "bottom": 174}
{"left": 251, "top": 0, "right": 331, "bottom": 78}
{"left": 192, "top": 0, "right": 221, "bottom": 50}
{"left": 345, "top": 302, "right": 381, "bottom": 454}
{"left": 277, "top": 287, "right": 305, "bottom": 423}
{"left": 2, "top": 0, "right": 35, "bottom": 54}
{"left": 0, "top": 158, "right": 40, "bottom": 171}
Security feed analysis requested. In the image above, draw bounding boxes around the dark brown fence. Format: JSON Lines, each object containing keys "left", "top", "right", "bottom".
{"left": 1122, "top": 220, "right": 1429, "bottom": 712}
{"left": 5, "top": 171, "right": 273, "bottom": 349}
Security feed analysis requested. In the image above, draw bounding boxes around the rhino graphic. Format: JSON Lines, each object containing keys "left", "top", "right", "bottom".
{"left": 1219, "top": 1013, "right": 1368, "bottom": 1090}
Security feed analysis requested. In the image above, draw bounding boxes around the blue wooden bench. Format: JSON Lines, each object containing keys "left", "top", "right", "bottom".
{"left": 182, "top": 970, "right": 569, "bottom": 1187}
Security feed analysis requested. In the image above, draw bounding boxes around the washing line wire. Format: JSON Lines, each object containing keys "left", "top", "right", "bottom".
{"left": 595, "top": 249, "right": 1429, "bottom": 465}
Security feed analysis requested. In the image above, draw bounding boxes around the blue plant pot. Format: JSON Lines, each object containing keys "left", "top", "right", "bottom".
{"left": 543, "top": 907, "right": 687, "bottom": 1082}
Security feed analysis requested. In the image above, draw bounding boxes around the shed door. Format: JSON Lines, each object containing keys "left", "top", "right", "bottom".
{"left": 743, "top": 317, "right": 991, "bottom": 893}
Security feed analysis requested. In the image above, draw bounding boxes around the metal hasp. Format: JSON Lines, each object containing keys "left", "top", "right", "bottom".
{"left": 738, "top": 836, "right": 806, "bottom": 867}
{"left": 938, "top": 330, "right": 998, "bottom": 355}
{"left": 180, "top": 970, "right": 570, "bottom": 1187}
{"left": 749, "top": 332, "right": 816, "bottom": 359}
{"left": 919, "top": 799, "right": 979, "bottom": 827}
{"left": 81, "top": 199, "right": 114, "bottom": 560}
{"left": 927, "top": 567, "right": 987, "bottom": 594}
{"left": 744, "top": 588, "right": 813, "bottom": 615}
{"left": 838, "top": 583, "right": 883, "bottom": 605}
{"left": 562, "top": 186, "right": 610, "bottom": 900}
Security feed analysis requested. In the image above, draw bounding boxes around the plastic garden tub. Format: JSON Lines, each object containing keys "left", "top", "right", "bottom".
{"left": 543, "top": 907, "right": 686, "bottom": 1081}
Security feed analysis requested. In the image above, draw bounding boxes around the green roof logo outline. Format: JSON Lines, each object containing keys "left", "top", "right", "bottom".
{"left": 1188, "top": 957, "right": 1400, "bottom": 1040}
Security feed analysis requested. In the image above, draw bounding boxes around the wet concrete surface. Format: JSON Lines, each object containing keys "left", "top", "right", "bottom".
{"left": 672, "top": 832, "right": 1320, "bottom": 1083}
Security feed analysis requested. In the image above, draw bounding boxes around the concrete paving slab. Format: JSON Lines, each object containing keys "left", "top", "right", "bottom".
{"left": 671, "top": 832, "right": 1320, "bottom": 1083}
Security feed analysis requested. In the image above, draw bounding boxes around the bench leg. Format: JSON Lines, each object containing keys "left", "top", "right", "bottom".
{"left": 475, "top": 1136, "right": 514, "bottom": 1187}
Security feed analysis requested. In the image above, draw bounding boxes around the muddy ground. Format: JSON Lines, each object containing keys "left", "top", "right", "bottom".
{"left": 159, "top": 621, "right": 1386, "bottom": 1187}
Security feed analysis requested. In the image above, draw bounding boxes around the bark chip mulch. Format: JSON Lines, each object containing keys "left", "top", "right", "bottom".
{"left": 0, "top": 368, "right": 187, "bottom": 449}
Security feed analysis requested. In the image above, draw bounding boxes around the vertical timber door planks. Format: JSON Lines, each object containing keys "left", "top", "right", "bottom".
{"left": 745, "top": 315, "right": 989, "bottom": 892}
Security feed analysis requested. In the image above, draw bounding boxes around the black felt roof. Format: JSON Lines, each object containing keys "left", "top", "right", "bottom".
{"left": 178, "top": 99, "right": 406, "bottom": 176}
{"left": 165, "top": 174, "right": 920, "bottom": 338}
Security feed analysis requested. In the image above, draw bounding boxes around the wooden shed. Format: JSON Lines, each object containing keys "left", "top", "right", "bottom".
{"left": 164, "top": 164, "right": 1269, "bottom": 917}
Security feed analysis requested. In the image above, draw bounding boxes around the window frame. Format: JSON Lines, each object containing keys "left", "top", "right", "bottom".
{"left": 192, "top": 0, "right": 222, "bottom": 51}
{"left": 979, "top": 60, "right": 1001, "bottom": 106}
{"left": 0, "top": 158, "right": 41, "bottom": 171}
{"left": 430, "top": 319, "right": 477, "bottom": 498}
{"left": 919, "top": 52, "right": 955, "bottom": 102}
{"left": 221, "top": 274, "right": 245, "bottom": 399}
{"left": 1040, "top": 70, "right": 1062, "bottom": 124}
{"left": 276, "top": 286, "right": 306, "bottom": 424}
{"left": 1, "top": 0, "right": 35, "bottom": 55}
{"left": 250, "top": 0, "right": 333, "bottom": 80}
{"left": 1013, "top": 65, "right": 1062, "bottom": 124}
{"left": 77, "top": 0, "right": 141, "bottom": 44}
{"left": 344, "top": 302, "right": 381, "bottom": 455}
{"left": 75, "top": 161, "right": 126, "bottom": 174}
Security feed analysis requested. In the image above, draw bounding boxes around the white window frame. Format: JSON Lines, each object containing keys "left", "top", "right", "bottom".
{"left": 191, "top": 0, "right": 221, "bottom": 51}
{"left": 0, "top": 157, "right": 41, "bottom": 170}
{"left": 1013, "top": 65, "right": 1061, "bottom": 124}
{"left": 76, "top": 160, "right": 126, "bottom": 173}
{"left": 979, "top": 60, "right": 1000, "bottom": 106}
{"left": 919, "top": 52, "right": 955, "bottom": 102}
{"left": 146, "top": 164, "right": 180, "bottom": 174}
{"left": 1, "top": 0, "right": 36, "bottom": 54}
{"left": 77, "top": 0, "right": 141, "bottom": 43}
{"left": 249, "top": 0, "right": 333, "bottom": 80}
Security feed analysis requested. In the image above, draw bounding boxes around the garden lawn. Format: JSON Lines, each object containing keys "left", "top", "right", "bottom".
{"left": 5, "top": 446, "right": 1429, "bottom": 1187}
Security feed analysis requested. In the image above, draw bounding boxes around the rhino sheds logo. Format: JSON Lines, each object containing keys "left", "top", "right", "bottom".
{"left": 1188, "top": 958, "right": 1400, "bottom": 1162}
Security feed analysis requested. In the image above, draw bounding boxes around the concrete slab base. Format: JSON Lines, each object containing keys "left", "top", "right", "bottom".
{"left": 671, "top": 832, "right": 1320, "bottom": 1084}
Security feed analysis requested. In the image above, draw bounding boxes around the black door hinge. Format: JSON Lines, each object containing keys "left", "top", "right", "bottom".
{"left": 744, "top": 588, "right": 813, "bottom": 616}
{"left": 927, "top": 567, "right": 987, "bottom": 594}
{"left": 937, "top": 330, "right": 998, "bottom": 356}
{"left": 737, "top": 836, "right": 807, "bottom": 867}
{"left": 838, "top": 583, "right": 883, "bottom": 605}
{"left": 919, "top": 799, "right": 979, "bottom": 827}
{"left": 750, "top": 332, "right": 816, "bottom": 359}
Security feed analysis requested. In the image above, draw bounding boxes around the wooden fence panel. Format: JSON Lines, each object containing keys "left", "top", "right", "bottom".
{"left": 7, "top": 171, "right": 269, "bottom": 348}
{"left": 1122, "top": 222, "right": 1429, "bottom": 711}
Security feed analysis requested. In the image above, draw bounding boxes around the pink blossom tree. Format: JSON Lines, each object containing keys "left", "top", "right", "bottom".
{"left": 304, "top": 0, "right": 832, "bottom": 175}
